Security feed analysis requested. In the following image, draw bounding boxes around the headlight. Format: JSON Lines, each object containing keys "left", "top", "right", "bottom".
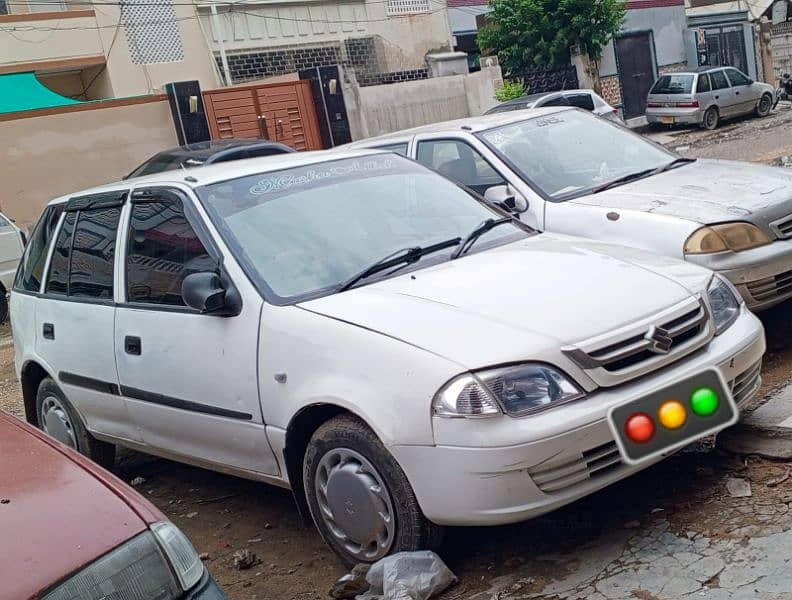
{"left": 42, "top": 523, "right": 203, "bottom": 600}
{"left": 433, "top": 364, "right": 585, "bottom": 418}
{"left": 684, "top": 223, "right": 771, "bottom": 254}
{"left": 707, "top": 275, "right": 741, "bottom": 335}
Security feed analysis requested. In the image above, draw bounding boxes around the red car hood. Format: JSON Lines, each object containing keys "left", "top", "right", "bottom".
{"left": 0, "top": 412, "right": 163, "bottom": 599}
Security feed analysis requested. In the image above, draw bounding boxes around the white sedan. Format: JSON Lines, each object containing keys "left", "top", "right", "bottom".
{"left": 347, "top": 108, "right": 792, "bottom": 310}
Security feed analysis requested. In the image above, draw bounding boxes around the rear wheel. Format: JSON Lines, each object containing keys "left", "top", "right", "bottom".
{"left": 303, "top": 414, "right": 443, "bottom": 566}
{"left": 35, "top": 378, "right": 115, "bottom": 469}
{"left": 756, "top": 93, "right": 773, "bottom": 117}
{"left": 702, "top": 106, "right": 719, "bottom": 130}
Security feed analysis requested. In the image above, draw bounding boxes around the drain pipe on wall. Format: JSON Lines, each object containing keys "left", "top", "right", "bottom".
{"left": 210, "top": 3, "right": 233, "bottom": 86}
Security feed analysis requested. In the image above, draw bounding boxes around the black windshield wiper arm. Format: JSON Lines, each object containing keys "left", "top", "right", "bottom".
{"left": 592, "top": 168, "right": 658, "bottom": 194}
{"left": 338, "top": 237, "right": 462, "bottom": 292}
{"left": 452, "top": 217, "right": 513, "bottom": 259}
{"left": 656, "top": 157, "right": 697, "bottom": 173}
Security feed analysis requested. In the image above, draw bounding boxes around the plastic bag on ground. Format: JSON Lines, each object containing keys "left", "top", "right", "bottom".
{"left": 356, "top": 551, "right": 456, "bottom": 600}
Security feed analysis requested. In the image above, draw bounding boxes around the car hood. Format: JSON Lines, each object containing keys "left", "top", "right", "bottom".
{"left": 572, "top": 159, "right": 792, "bottom": 229}
{"left": 0, "top": 412, "right": 152, "bottom": 599}
{"left": 299, "top": 235, "right": 710, "bottom": 369}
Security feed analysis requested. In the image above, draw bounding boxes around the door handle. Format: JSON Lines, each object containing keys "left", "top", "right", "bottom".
{"left": 42, "top": 323, "right": 54, "bottom": 340}
{"left": 736, "top": 91, "right": 740, "bottom": 95}
{"left": 124, "top": 336, "right": 141, "bottom": 356}
{"left": 715, "top": 95, "right": 720, "bottom": 99}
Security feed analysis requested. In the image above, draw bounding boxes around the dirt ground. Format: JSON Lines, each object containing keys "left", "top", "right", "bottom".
{"left": 4, "top": 112, "right": 792, "bottom": 599}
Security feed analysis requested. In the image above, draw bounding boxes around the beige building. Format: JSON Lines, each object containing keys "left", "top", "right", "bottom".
{"left": 1, "top": 0, "right": 453, "bottom": 100}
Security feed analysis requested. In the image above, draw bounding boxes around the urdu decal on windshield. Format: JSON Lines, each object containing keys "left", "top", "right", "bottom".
{"left": 249, "top": 158, "right": 395, "bottom": 195}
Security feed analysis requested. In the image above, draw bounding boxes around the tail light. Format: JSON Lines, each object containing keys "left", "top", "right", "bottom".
{"left": 676, "top": 101, "right": 700, "bottom": 108}
{"left": 646, "top": 102, "right": 662, "bottom": 108}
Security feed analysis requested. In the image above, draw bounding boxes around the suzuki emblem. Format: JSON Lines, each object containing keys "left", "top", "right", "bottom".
{"left": 645, "top": 325, "right": 673, "bottom": 355}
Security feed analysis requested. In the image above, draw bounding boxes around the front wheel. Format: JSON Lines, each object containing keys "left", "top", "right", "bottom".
{"left": 303, "top": 414, "right": 443, "bottom": 566}
{"left": 756, "top": 93, "right": 773, "bottom": 117}
{"left": 702, "top": 106, "right": 719, "bottom": 130}
{"left": 35, "top": 378, "right": 115, "bottom": 469}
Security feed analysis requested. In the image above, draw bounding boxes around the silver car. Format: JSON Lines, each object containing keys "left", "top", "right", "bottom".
{"left": 485, "top": 89, "right": 623, "bottom": 123}
{"left": 646, "top": 67, "right": 775, "bottom": 130}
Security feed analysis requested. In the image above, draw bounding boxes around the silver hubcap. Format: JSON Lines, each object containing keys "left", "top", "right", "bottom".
{"left": 315, "top": 448, "right": 395, "bottom": 561}
{"left": 707, "top": 111, "right": 716, "bottom": 127}
{"left": 760, "top": 97, "right": 771, "bottom": 113}
{"left": 40, "top": 396, "right": 77, "bottom": 449}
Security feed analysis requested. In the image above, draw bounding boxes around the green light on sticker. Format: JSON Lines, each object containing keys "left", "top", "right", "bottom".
{"left": 690, "top": 387, "right": 719, "bottom": 417}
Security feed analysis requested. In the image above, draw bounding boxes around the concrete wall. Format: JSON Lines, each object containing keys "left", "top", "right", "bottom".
{"left": 0, "top": 98, "right": 178, "bottom": 228}
{"left": 599, "top": 5, "right": 688, "bottom": 76}
{"left": 344, "top": 65, "right": 502, "bottom": 139}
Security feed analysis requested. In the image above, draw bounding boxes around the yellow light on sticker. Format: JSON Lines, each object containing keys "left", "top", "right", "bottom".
{"left": 658, "top": 400, "right": 687, "bottom": 430}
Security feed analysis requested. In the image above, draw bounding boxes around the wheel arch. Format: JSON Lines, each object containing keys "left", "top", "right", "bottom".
{"left": 283, "top": 403, "right": 371, "bottom": 524}
{"left": 20, "top": 360, "right": 53, "bottom": 426}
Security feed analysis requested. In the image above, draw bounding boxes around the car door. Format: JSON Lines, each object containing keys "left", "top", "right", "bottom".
{"left": 695, "top": 73, "right": 715, "bottom": 110}
{"left": 724, "top": 68, "right": 757, "bottom": 115}
{"left": 114, "top": 186, "right": 279, "bottom": 476}
{"left": 411, "top": 136, "right": 544, "bottom": 229}
{"left": 34, "top": 192, "right": 139, "bottom": 441}
{"left": 708, "top": 69, "right": 737, "bottom": 116}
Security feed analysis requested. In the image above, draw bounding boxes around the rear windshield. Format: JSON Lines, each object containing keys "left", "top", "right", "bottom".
{"left": 650, "top": 74, "right": 694, "bottom": 95}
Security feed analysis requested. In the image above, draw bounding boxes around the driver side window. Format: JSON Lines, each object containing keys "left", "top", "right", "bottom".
{"left": 725, "top": 68, "right": 751, "bottom": 87}
{"left": 415, "top": 139, "right": 506, "bottom": 195}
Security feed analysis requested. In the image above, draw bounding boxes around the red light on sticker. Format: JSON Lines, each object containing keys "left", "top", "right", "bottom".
{"left": 625, "top": 413, "right": 655, "bottom": 443}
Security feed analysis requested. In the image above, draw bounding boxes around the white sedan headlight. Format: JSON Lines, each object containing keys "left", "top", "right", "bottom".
{"left": 433, "top": 364, "right": 585, "bottom": 418}
{"left": 42, "top": 522, "right": 203, "bottom": 600}
{"left": 684, "top": 222, "right": 771, "bottom": 254}
{"left": 707, "top": 275, "right": 742, "bottom": 335}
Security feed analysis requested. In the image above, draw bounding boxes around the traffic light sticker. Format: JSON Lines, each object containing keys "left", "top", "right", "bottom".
{"left": 607, "top": 368, "right": 738, "bottom": 465}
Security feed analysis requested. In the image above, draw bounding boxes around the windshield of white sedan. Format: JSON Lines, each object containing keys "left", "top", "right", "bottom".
{"left": 480, "top": 111, "right": 674, "bottom": 200}
{"left": 197, "top": 155, "right": 528, "bottom": 301}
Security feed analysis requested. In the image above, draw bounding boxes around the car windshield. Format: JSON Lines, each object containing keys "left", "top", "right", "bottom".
{"left": 479, "top": 110, "right": 674, "bottom": 200}
{"left": 650, "top": 74, "right": 695, "bottom": 94}
{"left": 196, "top": 154, "right": 529, "bottom": 302}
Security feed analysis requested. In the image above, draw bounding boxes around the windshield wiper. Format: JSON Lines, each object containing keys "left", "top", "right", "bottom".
{"left": 655, "top": 157, "right": 696, "bottom": 173}
{"left": 338, "top": 237, "right": 462, "bottom": 292}
{"left": 452, "top": 217, "right": 513, "bottom": 259}
{"left": 592, "top": 168, "right": 658, "bottom": 194}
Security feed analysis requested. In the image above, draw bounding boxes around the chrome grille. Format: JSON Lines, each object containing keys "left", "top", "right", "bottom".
{"left": 729, "top": 360, "right": 762, "bottom": 406}
{"left": 528, "top": 441, "right": 622, "bottom": 494}
{"left": 746, "top": 270, "right": 792, "bottom": 303}
{"left": 770, "top": 214, "right": 792, "bottom": 239}
{"left": 562, "top": 297, "right": 712, "bottom": 387}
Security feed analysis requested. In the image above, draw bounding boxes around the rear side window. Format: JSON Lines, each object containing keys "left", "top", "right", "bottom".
{"left": 45, "top": 207, "right": 121, "bottom": 299}
{"left": 696, "top": 74, "right": 711, "bottom": 93}
{"left": 14, "top": 204, "right": 63, "bottom": 292}
{"left": 539, "top": 96, "right": 570, "bottom": 107}
{"left": 566, "top": 93, "right": 596, "bottom": 111}
{"left": 650, "top": 74, "right": 694, "bottom": 94}
{"left": 374, "top": 143, "right": 409, "bottom": 156}
{"left": 69, "top": 207, "right": 121, "bottom": 299}
{"left": 212, "top": 147, "right": 293, "bottom": 163}
{"left": 126, "top": 191, "right": 212, "bottom": 307}
{"left": 709, "top": 70, "right": 730, "bottom": 90}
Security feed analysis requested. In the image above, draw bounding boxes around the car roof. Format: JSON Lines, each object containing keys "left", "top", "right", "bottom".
{"left": 498, "top": 89, "right": 593, "bottom": 107}
{"left": 344, "top": 106, "right": 572, "bottom": 147}
{"left": 659, "top": 67, "right": 725, "bottom": 76}
{"left": 47, "top": 148, "right": 395, "bottom": 204}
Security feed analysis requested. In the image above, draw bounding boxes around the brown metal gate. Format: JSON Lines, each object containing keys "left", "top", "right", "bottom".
{"left": 203, "top": 80, "right": 324, "bottom": 151}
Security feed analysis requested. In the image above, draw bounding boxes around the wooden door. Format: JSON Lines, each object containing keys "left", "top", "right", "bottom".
{"left": 203, "top": 81, "right": 324, "bottom": 150}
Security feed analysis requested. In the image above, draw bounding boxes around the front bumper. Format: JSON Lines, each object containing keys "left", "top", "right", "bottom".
{"left": 391, "top": 308, "right": 764, "bottom": 526}
{"left": 687, "top": 239, "right": 792, "bottom": 310}
{"left": 646, "top": 108, "right": 703, "bottom": 125}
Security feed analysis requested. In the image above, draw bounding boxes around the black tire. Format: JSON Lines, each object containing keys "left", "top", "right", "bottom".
{"left": 0, "top": 292, "right": 8, "bottom": 325}
{"left": 303, "top": 414, "right": 443, "bottom": 567}
{"left": 702, "top": 106, "right": 719, "bottom": 130}
{"left": 756, "top": 93, "right": 773, "bottom": 117}
{"left": 35, "top": 378, "right": 115, "bottom": 469}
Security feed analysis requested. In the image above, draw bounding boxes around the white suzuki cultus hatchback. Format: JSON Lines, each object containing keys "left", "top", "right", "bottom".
{"left": 12, "top": 150, "right": 765, "bottom": 565}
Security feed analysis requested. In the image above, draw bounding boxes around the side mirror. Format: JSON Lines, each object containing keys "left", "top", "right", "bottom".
{"left": 484, "top": 184, "right": 529, "bottom": 213}
{"left": 181, "top": 271, "right": 241, "bottom": 316}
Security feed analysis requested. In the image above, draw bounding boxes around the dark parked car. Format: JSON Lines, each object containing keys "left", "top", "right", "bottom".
{"left": 0, "top": 410, "right": 226, "bottom": 599}
{"left": 125, "top": 139, "right": 295, "bottom": 179}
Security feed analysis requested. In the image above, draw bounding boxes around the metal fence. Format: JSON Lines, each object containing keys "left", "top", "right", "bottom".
{"left": 772, "top": 22, "right": 792, "bottom": 80}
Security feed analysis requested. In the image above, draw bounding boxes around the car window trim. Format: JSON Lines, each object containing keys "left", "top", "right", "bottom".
{"left": 121, "top": 185, "right": 227, "bottom": 311}
{"left": 12, "top": 203, "right": 64, "bottom": 293}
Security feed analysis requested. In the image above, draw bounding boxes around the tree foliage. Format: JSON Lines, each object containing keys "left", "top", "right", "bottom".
{"left": 494, "top": 80, "right": 526, "bottom": 102}
{"left": 478, "top": 0, "right": 627, "bottom": 76}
